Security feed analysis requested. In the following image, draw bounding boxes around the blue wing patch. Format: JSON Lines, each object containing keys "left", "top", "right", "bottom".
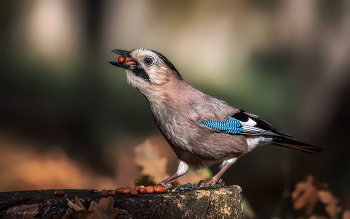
{"left": 200, "top": 116, "right": 243, "bottom": 134}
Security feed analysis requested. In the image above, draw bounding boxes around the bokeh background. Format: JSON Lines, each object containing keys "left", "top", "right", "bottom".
{"left": 1, "top": 0, "right": 350, "bottom": 218}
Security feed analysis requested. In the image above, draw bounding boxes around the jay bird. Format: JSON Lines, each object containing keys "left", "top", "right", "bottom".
{"left": 110, "top": 48, "right": 323, "bottom": 187}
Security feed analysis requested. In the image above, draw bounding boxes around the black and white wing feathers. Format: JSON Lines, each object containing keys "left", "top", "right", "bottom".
{"left": 231, "top": 110, "right": 293, "bottom": 138}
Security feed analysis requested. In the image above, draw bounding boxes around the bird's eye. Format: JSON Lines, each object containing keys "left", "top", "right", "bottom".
{"left": 144, "top": 57, "right": 153, "bottom": 65}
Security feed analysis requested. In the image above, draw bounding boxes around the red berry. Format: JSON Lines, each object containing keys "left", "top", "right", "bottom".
{"left": 54, "top": 189, "right": 64, "bottom": 196}
{"left": 101, "top": 189, "right": 109, "bottom": 195}
{"left": 154, "top": 184, "right": 167, "bottom": 193}
{"left": 118, "top": 56, "right": 126, "bottom": 63}
{"left": 125, "top": 60, "right": 137, "bottom": 65}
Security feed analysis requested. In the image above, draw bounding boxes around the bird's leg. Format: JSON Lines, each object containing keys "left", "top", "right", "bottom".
{"left": 158, "top": 160, "right": 188, "bottom": 188}
{"left": 200, "top": 158, "right": 237, "bottom": 187}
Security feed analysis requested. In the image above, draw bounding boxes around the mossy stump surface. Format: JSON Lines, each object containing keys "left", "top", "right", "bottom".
{"left": 0, "top": 185, "right": 243, "bottom": 219}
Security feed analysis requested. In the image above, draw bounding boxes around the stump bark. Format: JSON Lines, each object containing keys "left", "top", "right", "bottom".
{"left": 0, "top": 185, "right": 243, "bottom": 219}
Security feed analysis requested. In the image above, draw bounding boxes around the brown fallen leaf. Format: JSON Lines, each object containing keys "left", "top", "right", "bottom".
{"left": 87, "top": 197, "right": 119, "bottom": 219}
{"left": 318, "top": 190, "right": 342, "bottom": 219}
{"left": 67, "top": 196, "right": 93, "bottom": 219}
{"left": 293, "top": 176, "right": 349, "bottom": 219}
{"left": 133, "top": 135, "right": 212, "bottom": 185}
{"left": 292, "top": 175, "right": 322, "bottom": 215}
{"left": 67, "top": 196, "right": 86, "bottom": 212}
{"left": 343, "top": 210, "right": 350, "bottom": 219}
{"left": 67, "top": 196, "right": 118, "bottom": 219}
{"left": 134, "top": 138, "right": 170, "bottom": 184}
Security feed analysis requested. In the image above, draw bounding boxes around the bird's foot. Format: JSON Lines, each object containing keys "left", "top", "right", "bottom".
{"left": 216, "top": 178, "right": 225, "bottom": 186}
{"left": 165, "top": 182, "right": 176, "bottom": 189}
{"left": 198, "top": 180, "right": 211, "bottom": 187}
{"left": 158, "top": 181, "right": 176, "bottom": 189}
{"left": 198, "top": 178, "right": 225, "bottom": 187}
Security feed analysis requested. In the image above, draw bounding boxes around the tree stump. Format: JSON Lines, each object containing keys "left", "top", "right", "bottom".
{"left": 0, "top": 185, "right": 243, "bottom": 219}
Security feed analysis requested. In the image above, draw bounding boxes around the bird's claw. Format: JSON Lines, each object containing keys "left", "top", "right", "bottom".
{"left": 216, "top": 179, "right": 225, "bottom": 186}
{"left": 158, "top": 181, "right": 176, "bottom": 189}
{"left": 198, "top": 180, "right": 211, "bottom": 187}
{"left": 165, "top": 182, "right": 176, "bottom": 189}
{"left": 198, "top": 178, "right": 225, "bottom": 187}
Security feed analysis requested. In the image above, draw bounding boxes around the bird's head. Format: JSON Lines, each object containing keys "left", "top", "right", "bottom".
{"left": 110, "top": 48, "right": 182, "bottom": 98}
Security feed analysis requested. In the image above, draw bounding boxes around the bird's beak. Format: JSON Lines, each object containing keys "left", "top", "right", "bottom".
{"left": 109, "top": 49, "right": 139, "bottom": 69}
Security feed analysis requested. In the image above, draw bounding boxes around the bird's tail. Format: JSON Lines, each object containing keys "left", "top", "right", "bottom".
{"left": 272, "top": 136, "right": 324, "bottom": 154}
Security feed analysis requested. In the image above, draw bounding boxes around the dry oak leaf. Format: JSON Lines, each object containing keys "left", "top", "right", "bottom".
{"left": 67, "top": 196, "right": 93, "bottom": 219}
{"left": 87, "top": 197, "right": 119, "bottom": 219}
{"left": 67, "top": 196, "right": 86, "bottom": 212}
{"left": 6, "top": 203, "right": 39, "bottom": 219}
{"left": 67, "top": 196, "right": 119, "bottom": 219}
{"left": 343, "top": 210, "right": 350, "bottom": 219}
{"left": 292, "top": 175, "right": 327, "bottom": 215}
{"left": 318, "top": 190, "right": 342, "bottom": 219}
{"left": 133, "top": 134, "right": 213, "bottom": 185}
{"left": 134, "top": 139, "right": 170, "bottom": 184}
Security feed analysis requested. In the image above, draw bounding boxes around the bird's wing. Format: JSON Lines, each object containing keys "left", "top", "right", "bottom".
{"left": 190, "top": 97, "right": 292, "bottom": 138}
{"left": 230, "top": 110, "right": 293, "bottom": 138}
{"left": 189, "top": 95, "right": 240, "bottom": 124}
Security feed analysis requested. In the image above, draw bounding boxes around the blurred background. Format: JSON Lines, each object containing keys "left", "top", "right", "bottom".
{"left": 1, "top": 0, "right": 350, "bottom": 218}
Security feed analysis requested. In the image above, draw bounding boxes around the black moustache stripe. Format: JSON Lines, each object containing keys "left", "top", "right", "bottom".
{"left": 132, "top": 67, "right": 150, "bottom": 82}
